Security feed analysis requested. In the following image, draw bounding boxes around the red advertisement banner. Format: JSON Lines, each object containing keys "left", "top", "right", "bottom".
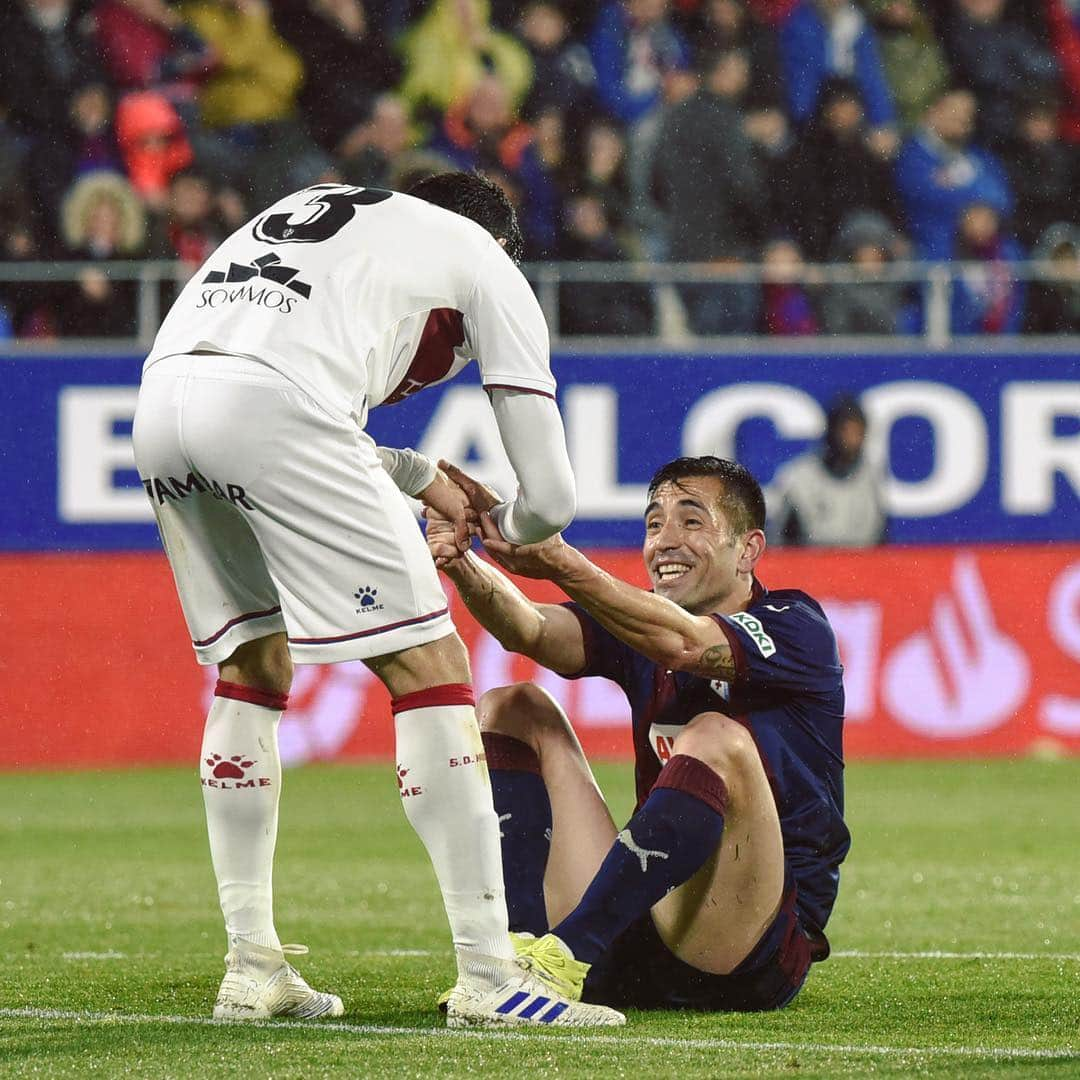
{"left": 4, "top": 546, "right": 1079, "bottom": 770}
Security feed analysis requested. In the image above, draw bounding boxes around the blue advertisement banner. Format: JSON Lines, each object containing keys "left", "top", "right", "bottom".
{"left": 2, "top": 351, "right": 1078, "bottom": 551}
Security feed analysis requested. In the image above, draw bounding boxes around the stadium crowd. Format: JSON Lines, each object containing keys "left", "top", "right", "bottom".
{"left": 2, "top": 0, "right": 1080, "bottom": 338}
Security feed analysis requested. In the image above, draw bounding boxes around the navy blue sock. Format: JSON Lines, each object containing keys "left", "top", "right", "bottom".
{"left": 552, "top": 755, "right": 728, "bottom": 964}
{"left": 482, "top": 731, "right": 552, "bottom": 935}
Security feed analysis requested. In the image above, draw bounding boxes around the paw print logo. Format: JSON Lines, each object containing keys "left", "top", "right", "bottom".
{"left": 206, "top": 753, "right": 256, "bottom": 779}
{"left": 354, "top": 586, "right": 378, "bottom": 607}
{"left": 396, "top": 765, "right": 408, "bottom": 790}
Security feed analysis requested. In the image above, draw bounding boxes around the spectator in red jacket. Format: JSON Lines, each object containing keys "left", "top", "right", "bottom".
{"left": 1043, "top": 0, "right": 1080, "bottom": 146}
{"left": 115, "top": 91, "right": 194, "bottom": 209}
{"left": 94, "top": 0, "right": 213, "bottom": 99}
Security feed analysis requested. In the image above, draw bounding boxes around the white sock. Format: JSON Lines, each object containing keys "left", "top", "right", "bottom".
{"left": 393, "top": 685, "right": 516, "bottom": 981}
{"left": 201, "top": 680, "right": 286, "bottom": 953}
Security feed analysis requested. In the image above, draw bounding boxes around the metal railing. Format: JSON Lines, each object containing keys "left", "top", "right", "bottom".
{"left": 1, "top": 258, "right": 1079, "bottom": 354}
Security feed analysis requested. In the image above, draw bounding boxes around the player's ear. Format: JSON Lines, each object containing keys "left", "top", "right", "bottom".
{"left": 496, "top": 237, "right": 508, "bottom": 249}
{"left": 738, "top": 529, "right": 766, "bottom": 573}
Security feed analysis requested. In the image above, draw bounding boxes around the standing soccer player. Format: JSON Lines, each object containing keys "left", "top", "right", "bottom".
{"left": 427, "top": 456, "right": 849, "bottom": 1012}
{"left": 132, "top": 173, "right": 623, "bottom": 1027}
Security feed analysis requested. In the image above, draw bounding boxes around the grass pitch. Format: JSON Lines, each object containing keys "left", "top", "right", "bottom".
{"left": 1, "top": 759, "right": 1078, "bottom": 1078}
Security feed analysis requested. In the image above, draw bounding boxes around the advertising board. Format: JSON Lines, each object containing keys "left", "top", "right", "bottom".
{"left": 2, "top": 352, "right": 1078, "bottom": 550}
{"left": 4, "top": 546, "right": 1077, "bottom": 769}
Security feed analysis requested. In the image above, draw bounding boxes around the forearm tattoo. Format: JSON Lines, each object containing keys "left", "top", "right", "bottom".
{"left": 698, "top": 643, "right": 737, "bottom": 682}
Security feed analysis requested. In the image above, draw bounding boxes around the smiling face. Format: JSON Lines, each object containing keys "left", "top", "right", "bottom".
{"left": 643, "top": 476, "right": 763, "bottom": 615}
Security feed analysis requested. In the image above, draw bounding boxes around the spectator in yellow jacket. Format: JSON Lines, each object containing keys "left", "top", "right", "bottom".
{"left": 399, "top": 0, "right": 532, "bottom": 122}
{"left": 180, "top": 0, "right": 304, "bottom": 130}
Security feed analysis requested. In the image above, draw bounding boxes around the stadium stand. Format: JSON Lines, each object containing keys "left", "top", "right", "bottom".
{"left": 1, "top": 0, "right": 1078, "bottom": 339}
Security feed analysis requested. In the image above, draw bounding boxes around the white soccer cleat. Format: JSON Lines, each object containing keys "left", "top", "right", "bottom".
{"left": 212, "top": 940, "right": 344, "bottom": 1020}
{"left": 443, "top": 958, "right": 625, "bottom": 1028}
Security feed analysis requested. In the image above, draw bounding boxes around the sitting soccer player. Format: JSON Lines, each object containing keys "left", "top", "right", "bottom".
{"left": 426, "top": 456, "right": 849, "bottom": 1010}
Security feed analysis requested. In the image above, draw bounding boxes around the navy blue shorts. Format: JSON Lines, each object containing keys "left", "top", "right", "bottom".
{"left": 581, "top": 877, "right": 812, "bottom": 1012}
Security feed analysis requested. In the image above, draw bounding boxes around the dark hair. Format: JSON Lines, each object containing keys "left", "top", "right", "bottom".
{"left": 932, "top": 83, "right": 976, "bottom": 106}
{"left": 826, "top": 394, "right": 866, "bottom": 430}
{"left": 698, "top": 44, "right": 749, "bottom": 79}
{"left": 818, "top": 76, "right": 862, "bottom": 108}
{"left": 647, "top": 456, "right": 766, "bottom": 534}
{"left": 170, "top": 167, "right": 210, "bottom": 187}
{"left": 406, "top": 170, "right": 524, "bottom": 264}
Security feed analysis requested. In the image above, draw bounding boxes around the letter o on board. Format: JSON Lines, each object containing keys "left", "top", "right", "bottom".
{"left": 862, "top": 381, "right": 987, "bottom": 517}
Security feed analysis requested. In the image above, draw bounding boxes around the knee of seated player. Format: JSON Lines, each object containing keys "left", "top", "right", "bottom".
{"left": 477, "top": 683, "right": 574, "bottom": 754}
{"left": 219, "top": 632, "right": 293, "bottom": 695}
{"left": 671, "top": 712, "right": 762, "bottom": 792}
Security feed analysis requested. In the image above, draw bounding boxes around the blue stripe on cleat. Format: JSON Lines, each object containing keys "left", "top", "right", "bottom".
{"left": 517, "top": 996, "right": 550, "bottom": 1019}
{"left": 539, "top": 1001, "right": 569, "bottom": 1023}
{"left": 495, "top": 991, "right": 529, "bottom": 1015}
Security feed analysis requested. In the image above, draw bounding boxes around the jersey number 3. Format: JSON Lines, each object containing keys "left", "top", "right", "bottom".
{"left": 252, "top": 185, "right": 392, "bottom": 244}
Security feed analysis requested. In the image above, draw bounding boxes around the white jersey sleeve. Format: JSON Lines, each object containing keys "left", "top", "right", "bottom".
{"left": 486, "top": 390, "right": 576, "bottom": 544}
{"left": 374, "top": 445, "right": 438, "bottom": 497}
{"left": 464, "top": 241, "right": 556, "bottom": 399}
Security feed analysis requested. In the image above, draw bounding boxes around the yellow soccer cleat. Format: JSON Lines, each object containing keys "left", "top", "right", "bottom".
{"left": 512, "top": 932, "right": 591, "bottom": 1002}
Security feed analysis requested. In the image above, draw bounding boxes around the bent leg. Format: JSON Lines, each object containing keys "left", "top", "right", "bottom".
{"left": 652, "top": 713, "right": 785, "bottom": 975}
{"left": 202, "top": 632, "right": 293, "bottom": 951}
{"left": 477, "top": 684, "right": 617, "bottom": 929}
{"left": 537, "top": 711, "right": 782, "bottom": 977}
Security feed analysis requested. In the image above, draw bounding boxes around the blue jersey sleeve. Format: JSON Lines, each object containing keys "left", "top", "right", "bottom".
{"left": 557, "top": 602, "right": 637, "bottom": 690}
{"left": 712, "top": 592, "right": 842, "bottom": 699}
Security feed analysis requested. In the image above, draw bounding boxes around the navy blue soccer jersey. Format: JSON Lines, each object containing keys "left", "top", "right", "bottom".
{"left": 561, "top": 580, "right": 850, "bottom": 953}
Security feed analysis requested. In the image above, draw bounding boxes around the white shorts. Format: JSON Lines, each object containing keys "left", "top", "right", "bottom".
{"left": 132, "top": 353, "right": 454, "bottom": 665}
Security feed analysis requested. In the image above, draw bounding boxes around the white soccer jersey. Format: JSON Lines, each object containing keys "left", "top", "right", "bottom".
{"left": 146, "top": 185, "right": 556, "bottom": 422}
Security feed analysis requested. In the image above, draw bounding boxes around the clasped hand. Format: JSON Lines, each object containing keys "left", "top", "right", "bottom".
{"left": 423, "top": 461, "right": 566, "bottom": 579}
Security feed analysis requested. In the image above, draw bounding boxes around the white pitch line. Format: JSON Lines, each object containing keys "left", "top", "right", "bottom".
{"left": 51, "top": 949, "right": 1080, "bottom": 963}
{"left": 834, "top": 950, "right": 1080, "bottom": 961}
{"left": 360, "top": 949, "right": 434, "bottom": 957}
{"left": 1, "top": 1008, "right": 1076, "bottom": 1063}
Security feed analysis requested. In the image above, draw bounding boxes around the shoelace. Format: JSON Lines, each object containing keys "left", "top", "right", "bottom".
{"left": 280, "top": 944, "right": 310, "bottom": 957}
{"left": 522, "top": 938, "right": 580, "bottom": 984}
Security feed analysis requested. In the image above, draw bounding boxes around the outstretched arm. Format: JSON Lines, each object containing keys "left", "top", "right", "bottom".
{"left": 426, "top": 511, "right": 586, "bottom": 674}
{"left": 479, "top": 519, "right": 737, "bottom": 682}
